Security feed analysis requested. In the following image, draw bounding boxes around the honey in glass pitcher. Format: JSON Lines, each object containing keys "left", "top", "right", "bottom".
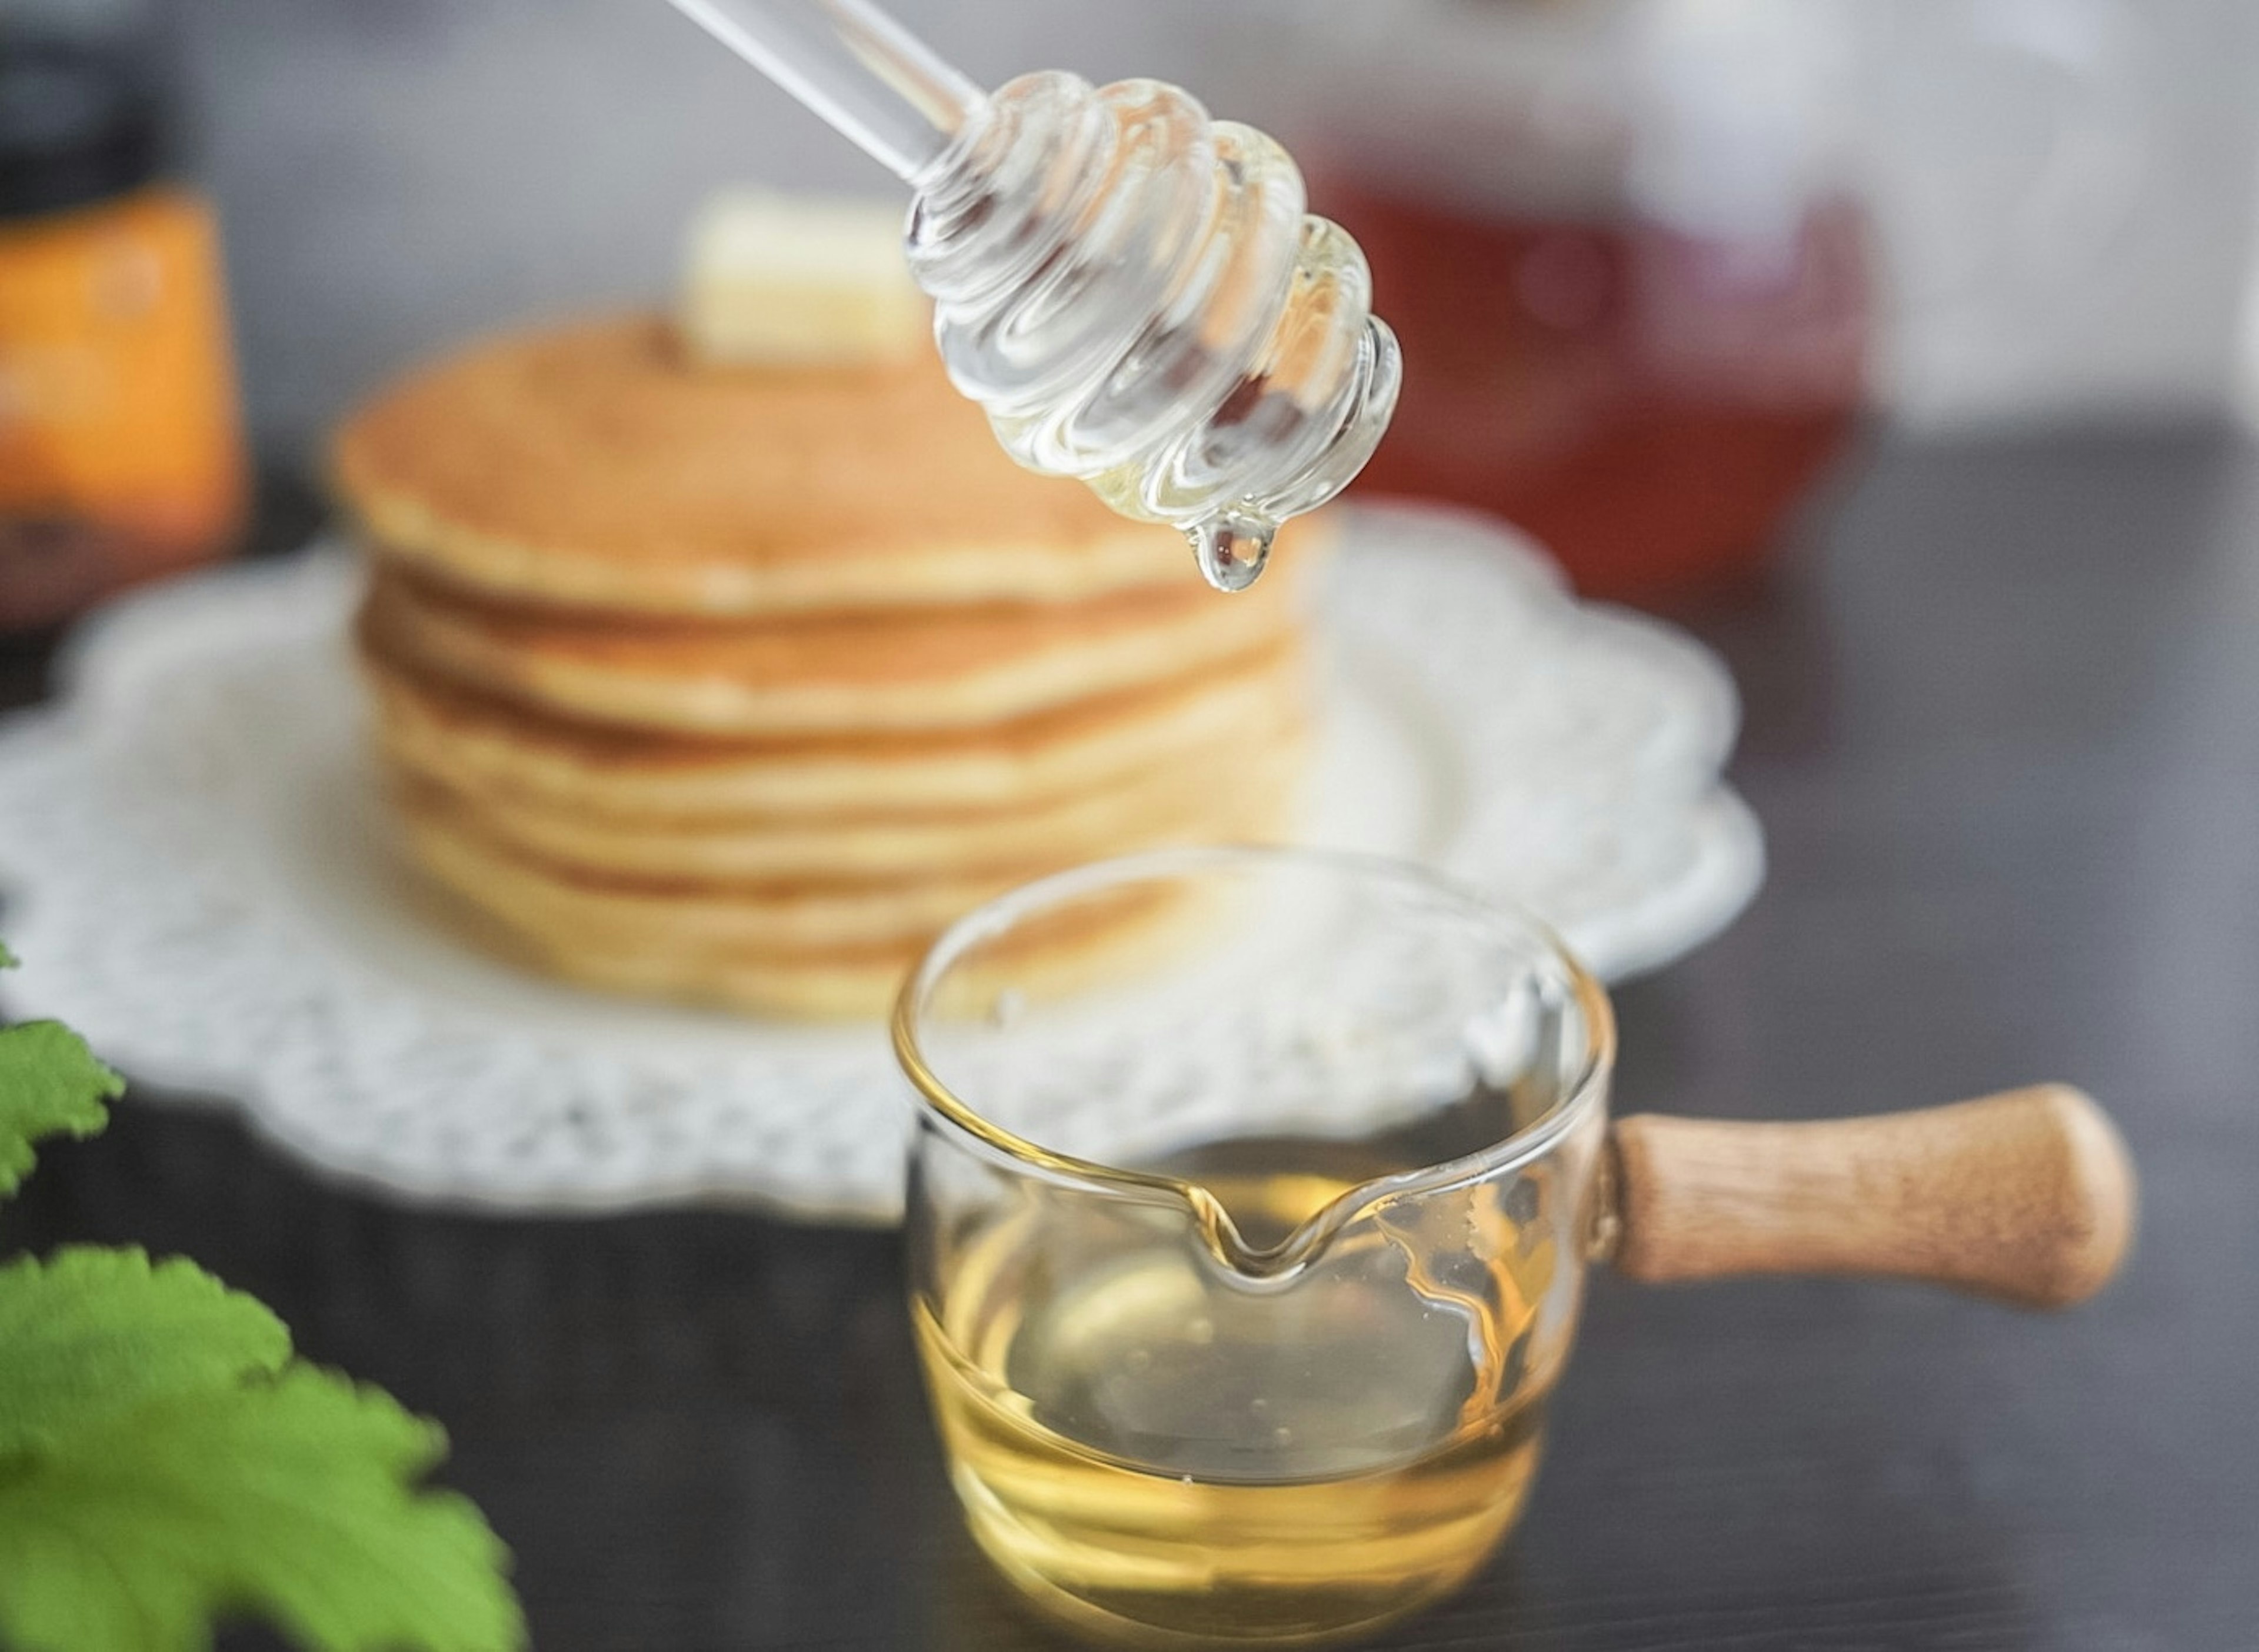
{"left": 917, "top": 1147, "right": 1562, "bottom": 1644}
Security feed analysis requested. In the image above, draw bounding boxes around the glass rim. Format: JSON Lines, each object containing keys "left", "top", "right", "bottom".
{"left": 892, "top": 845, "right": 1618, "bottom": 1239}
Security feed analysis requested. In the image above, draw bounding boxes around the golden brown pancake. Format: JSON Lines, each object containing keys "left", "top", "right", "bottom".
{"left": 339, "top": 311, "right": 1324, "bottom": 1020}
{"left": 397, "top": 722, "right": 1305, "bottom": 882}
{"left": 333, "top": 316, "right": 1223, "bottom": 616}
{"left": 360, "top": 629, "right": 1309, "bottom": 820}
{"left": 397, "top": 782, "right": 1292, "bottom": 1018}
{"left": 359, "top": 562, "right": 1303, "bottom": 737}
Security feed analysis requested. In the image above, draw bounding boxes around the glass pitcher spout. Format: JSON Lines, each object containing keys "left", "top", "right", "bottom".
{"left": 1162, "top": 1124, "right": 1604, "bottom": 1288}
{"left": 1177, "top": 1168, "right": 1408, "bottom": 1286}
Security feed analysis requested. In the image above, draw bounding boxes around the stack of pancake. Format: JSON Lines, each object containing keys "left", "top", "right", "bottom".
{"left": 334, "top": 317, "right": 1312, "bottom": 1017}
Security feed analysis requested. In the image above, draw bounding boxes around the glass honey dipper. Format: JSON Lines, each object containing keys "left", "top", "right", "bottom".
{"left": 664, "top": 0, "right": 1402, "bottom": 592}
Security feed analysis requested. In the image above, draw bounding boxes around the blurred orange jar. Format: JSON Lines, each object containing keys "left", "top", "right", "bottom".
{"left": 0, "top": 35, "right": 246, "bottom": 631}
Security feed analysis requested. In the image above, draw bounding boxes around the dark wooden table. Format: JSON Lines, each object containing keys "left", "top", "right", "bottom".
{"left": 5, "top": 431, "right": 2255, "bottom": 1650}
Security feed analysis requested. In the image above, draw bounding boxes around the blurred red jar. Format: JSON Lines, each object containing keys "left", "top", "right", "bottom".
{"left": 1326, "top": 182, "right": 1870, "bottom": 599}
{"left": 1284, "top": 0, "right": 1874, "bottom": 598}
{"left": 0, "top": 33, "right": 247, "bottom": 631}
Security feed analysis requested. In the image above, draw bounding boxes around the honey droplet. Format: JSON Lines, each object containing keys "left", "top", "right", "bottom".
{"left": 1190, "top": 513, "right": 1275, "bottom": 593}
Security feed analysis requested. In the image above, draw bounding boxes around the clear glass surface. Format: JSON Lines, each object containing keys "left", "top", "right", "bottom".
{"left": 895, "top": 847, "right": 1614, "bottom": 1647}
{"left": 909, "top": 72, "right": 1400, "bottom": 590}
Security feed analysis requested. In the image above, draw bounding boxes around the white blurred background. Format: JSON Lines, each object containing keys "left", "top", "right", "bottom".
{"left": 45, "top": 0, "right": 2259, "bottom": 453}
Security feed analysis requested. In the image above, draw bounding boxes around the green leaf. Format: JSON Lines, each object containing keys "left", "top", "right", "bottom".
{"left": 0, "top": 1019, "right": 124, "bottom": 1198}
{"left": 0, "top": 1364, "right": 524, "bottom": 1652}
{"left": 0, "top": 1248, "right": 291, "bottom": 1458}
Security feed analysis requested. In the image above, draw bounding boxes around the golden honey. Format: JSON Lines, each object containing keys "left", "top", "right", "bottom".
{"left": 914, "top": 1158, "right": 1561, "bottom": 1647}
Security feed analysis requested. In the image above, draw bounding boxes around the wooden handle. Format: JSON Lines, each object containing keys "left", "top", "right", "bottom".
{"left": 1607, "top": 1085, "right": 2136, "bottom": 1307}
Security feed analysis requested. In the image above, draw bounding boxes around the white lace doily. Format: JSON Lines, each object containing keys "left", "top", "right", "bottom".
{"left": 0, "top": 504, "right": 1761, "bottom": 1220}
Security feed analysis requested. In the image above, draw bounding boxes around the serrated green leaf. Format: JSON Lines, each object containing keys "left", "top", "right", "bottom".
{"left": 0, "top": 1020, "right": 123, "bottom": 1197}
{"left": 0, "top": 1364, "right": 524, "bottom": 1652}
{"left": 0, "top": 942, "right": 15, "bottom": 968}
{"left": 0, "top": 1248, "right": 291, "bottom": 1458}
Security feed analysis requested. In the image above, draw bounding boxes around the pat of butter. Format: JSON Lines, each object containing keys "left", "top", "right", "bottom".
{"left": 680, "top": 190, "right": 928, "bottom": 368}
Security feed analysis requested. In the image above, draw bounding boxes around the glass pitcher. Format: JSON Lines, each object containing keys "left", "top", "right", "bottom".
{"left": 894, "top": 848, "right": 2131, "bottom": 1646}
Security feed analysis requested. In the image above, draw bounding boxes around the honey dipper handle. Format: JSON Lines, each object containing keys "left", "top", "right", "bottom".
{"left": 1607, "top": 1086, "right": 2136, "bottom": 1307}
{"left": 664, "top": 0, "right": 982, "bottom": 181}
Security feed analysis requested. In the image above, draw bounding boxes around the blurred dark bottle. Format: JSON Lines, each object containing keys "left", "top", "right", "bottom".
{"left": 1290, "top": 0, "right": 1871, "bottom": 598}
{"left": 0, "top": 9, "right": 247, "bottom": 631}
